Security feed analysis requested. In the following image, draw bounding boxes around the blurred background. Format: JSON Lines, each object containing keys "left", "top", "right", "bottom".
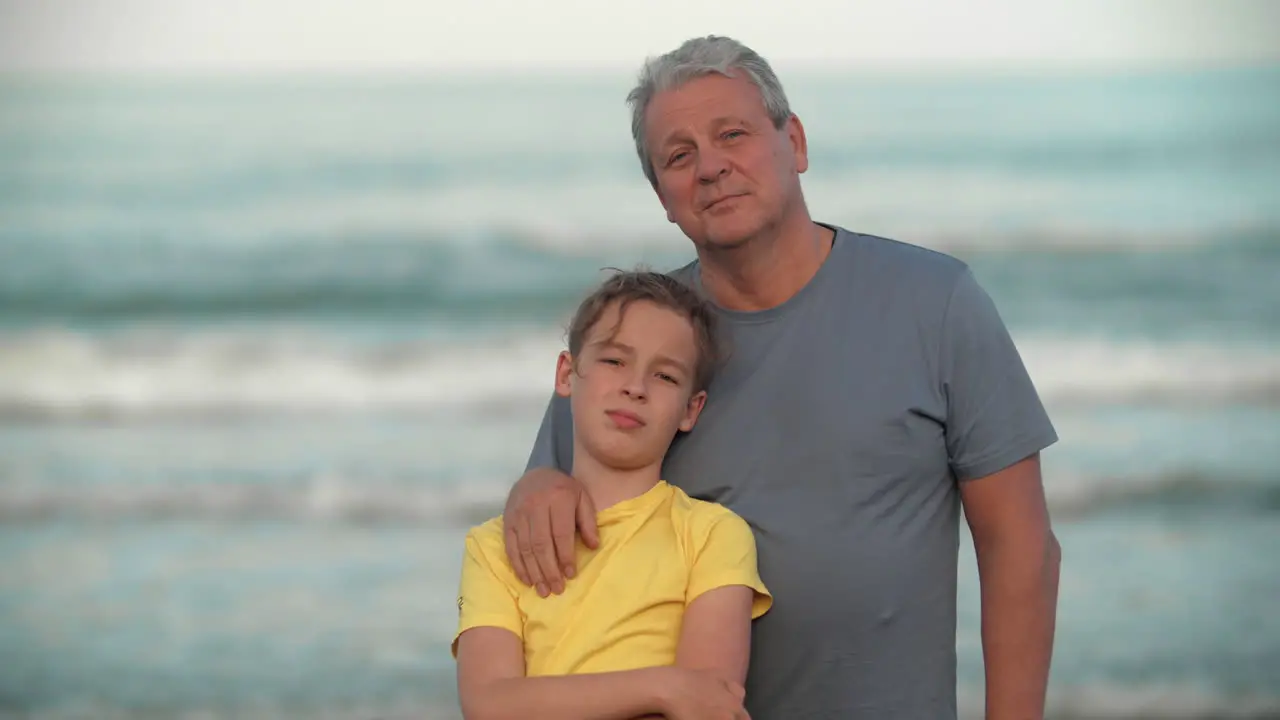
{"left": 1, "top": 0, "right": 1278, "bottom": 718}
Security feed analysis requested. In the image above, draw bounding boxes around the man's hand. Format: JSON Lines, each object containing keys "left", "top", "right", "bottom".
{"left": 657, "top": 667, "right": 750, "bottom": 720}
{"left": 502, "top": 467, "right": 600, "bottom": 596}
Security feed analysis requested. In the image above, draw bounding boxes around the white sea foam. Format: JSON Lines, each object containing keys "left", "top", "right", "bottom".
{"left": 0, "top": 330, "right": 1276, "bottom": 421}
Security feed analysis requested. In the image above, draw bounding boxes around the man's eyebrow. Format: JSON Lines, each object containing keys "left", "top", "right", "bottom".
{"left": 657, "top": 116, "right": 755, "bottom": 150}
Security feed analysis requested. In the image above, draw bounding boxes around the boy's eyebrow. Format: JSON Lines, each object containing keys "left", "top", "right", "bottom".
{"left": 593, "top": 339, "right": 692, "bottom": 376}
{"left": 655, "top": 355, "right": 692, "bottom": 376}
{"left": 592, "top": 339, "right": 635, "bottom": 354}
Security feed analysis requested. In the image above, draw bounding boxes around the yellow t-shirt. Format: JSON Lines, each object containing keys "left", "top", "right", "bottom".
{"left": 452, "top": 480, "right": 772, "bottom": 676}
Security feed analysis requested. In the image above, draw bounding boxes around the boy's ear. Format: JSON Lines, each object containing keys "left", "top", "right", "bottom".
{"left": 678, "top": 390, "right": 707, "bottom": 432}
{"left": 554, "top": 351, "right": 575, "bottom": 398}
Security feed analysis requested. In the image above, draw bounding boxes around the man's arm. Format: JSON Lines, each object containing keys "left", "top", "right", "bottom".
{"left": 503, "top": 394, "right": 598, "bottom": 596}
{"left": 937, "top": 268, "right": 1061, "bottom": 719}
{"left": 960, "top": 453, "right": 1061, "bottom": 720}
{"left": 455, "top": 627, "right": 668, "bottom": 720}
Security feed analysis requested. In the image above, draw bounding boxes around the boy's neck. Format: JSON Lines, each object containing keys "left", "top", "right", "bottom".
{"left": 570, "top": 442, "right": 664, "bottom": 512}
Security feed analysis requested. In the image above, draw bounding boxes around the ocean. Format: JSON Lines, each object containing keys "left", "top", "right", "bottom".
{"left": 1, "top": 66, "right": 1278, "bottom": 719}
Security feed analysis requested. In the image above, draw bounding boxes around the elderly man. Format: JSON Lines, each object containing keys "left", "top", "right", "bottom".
{"left": 501, "top": 35, "right": 1061, "bottom": 719}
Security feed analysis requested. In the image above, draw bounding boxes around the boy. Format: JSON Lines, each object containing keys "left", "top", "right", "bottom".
{"left": 452, "top": 270, "right": 771, "bottom": 720}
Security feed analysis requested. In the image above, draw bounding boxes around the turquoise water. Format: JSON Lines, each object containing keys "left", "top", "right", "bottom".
{"left": 1, "top": 67, "right": 1278, "bottom": 718}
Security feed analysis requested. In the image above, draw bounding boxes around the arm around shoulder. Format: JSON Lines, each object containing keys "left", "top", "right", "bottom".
{"left": 503, "top": 392, "right": 599, "bottom": 594}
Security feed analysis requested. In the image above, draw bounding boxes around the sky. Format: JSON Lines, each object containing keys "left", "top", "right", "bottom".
{"left": 0, "top": 0, "right": 1277, "bottom": 74}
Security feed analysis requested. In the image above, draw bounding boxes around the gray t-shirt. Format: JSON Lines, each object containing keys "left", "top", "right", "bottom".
{"left": 524, "top": 225, "right": 1058, "bottom": 719}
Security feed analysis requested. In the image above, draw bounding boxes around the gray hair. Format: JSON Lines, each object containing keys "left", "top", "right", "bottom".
{"left": 625, "top": 36, "right": 793, "bottom": 188}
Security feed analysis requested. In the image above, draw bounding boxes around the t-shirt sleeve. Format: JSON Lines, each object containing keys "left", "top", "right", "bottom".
{"left": 940, "top": 267, "right": 1059, "bottom": 481}
{"left": 452, "top": 527, "right": 524, "bottom": 657}
{"left": 686, "top": 510, "right": 773, "bottom": 619}
{"left": 524, "top": 392, "right": 574, "bottom": 474}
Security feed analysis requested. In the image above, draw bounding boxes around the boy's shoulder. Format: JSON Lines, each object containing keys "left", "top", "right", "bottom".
{"left": 664, "top": 483, "right": 753, "bottom": 537}
{"left": 463, "top": 516, "right": 508, "bottom": 555}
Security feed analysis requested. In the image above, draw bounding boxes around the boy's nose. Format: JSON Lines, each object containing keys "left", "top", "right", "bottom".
{"left": 620, "top": 374, "right": 647, "bottom": 400}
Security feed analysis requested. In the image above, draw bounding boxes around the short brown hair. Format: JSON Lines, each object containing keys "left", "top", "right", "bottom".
{"left": 567, "top": 269, "right": 721, "bottom": 393}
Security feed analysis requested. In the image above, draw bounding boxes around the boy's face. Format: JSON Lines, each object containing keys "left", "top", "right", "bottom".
{"left": 555, "top": 299, "right": 707, "bottom": 471}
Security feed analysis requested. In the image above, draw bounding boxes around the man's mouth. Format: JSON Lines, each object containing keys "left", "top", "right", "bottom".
{"left": 703, "top": 193, "right": 743, "bottom": 211}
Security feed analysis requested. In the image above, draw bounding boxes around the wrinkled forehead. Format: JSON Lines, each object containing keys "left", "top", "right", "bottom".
{"left": 644, "top": 73, "right": 770, "bottom": 143}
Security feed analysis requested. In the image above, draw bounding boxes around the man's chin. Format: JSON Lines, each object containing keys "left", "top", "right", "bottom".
{"left": 698, "top": 230, "right": 758, "bottom": 252}
{"left": 688, "top": 215, "right": 767, "bottom": 251}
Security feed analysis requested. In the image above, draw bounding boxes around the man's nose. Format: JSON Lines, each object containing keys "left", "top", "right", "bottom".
{"left": 696, "top": 145, "right": 730, "bottom": 183}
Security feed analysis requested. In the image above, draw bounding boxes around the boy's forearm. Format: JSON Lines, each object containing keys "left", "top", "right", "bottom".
{"left": 976, "top": 530, "right": 1061, "bottom": 719}
{"left": 461, "top": 666, "right": 669, "bottom": 720}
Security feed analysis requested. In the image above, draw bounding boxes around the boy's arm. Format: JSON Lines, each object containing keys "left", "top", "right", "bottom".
{"left": 677, "top": 510, "right": 772, "bottom": 685}
{"left": 455, "top": 627, "right": 671, "bottom": 720}
{"left": 674, "top": 585, "right": 756, "bottom": 684}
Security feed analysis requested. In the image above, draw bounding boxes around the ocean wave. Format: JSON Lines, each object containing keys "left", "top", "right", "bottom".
{"left": 1018, "top": 338, "right": 1280, "bottom": 408}
{"left": 0, "top": 475, "right": 509, "bottom": 525}
{"left": 1045, "top": 470, "right": 1280, "bottom": 519}
{"left": 960, "top": 683, "right": 1280, "bottom": 720}
{"left": 0, "top": 467, "right": 1274, "bottom": 525}
{"left": 0, "top": 331, "right": 1277, "bottom": 421}
{"left": 0, "top": 329, "right": 564, "bottom": 420}
{"left": 10, "top": 685, "right": 1278, "bottom": 720}
{"left": 0, "top": 233, "right": 624, "bottom": 322}
{"left": 2, "top": 226, "right": 1276, "bottom": 326}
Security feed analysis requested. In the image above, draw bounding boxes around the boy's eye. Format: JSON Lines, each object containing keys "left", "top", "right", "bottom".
{"left": 600, "top": 357, "right": 622, "bottom": 366}
{"left": 657, "top": 373, "right": 679, "bottom": 384}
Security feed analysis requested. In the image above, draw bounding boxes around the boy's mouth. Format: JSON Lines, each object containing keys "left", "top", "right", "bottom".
{"left": 605, "top": 409, "right": 646, "bottom": 429}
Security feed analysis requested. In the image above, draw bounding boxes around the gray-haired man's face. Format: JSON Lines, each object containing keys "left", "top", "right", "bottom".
{"left": 643, "top": 73, "right": 808, "bottom": 251}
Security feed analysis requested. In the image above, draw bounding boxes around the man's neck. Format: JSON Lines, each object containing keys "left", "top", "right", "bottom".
{"left": 697, "top": 208, "right": 835, "bottom": 313}
{"left": 570, "top": 443, "right": 664, "bottom": 512}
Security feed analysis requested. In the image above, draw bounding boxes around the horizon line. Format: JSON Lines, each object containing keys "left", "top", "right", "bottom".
{"left": 2, "top": 56, "right": 1276, "bottom": 82}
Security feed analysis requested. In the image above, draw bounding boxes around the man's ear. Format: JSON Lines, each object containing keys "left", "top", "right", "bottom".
{"left": 554, "top": 351, "right": 575, "bottom": 398}
{"left": 786, "top": 113, "right": 809, "bottom": 174}
{"left": 678, "top": 390, "right": 707, "bottom": 432}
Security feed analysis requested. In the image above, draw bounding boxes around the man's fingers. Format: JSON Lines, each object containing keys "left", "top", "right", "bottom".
{"left": 518, "top": 514, "right": 549, "bottom": 596}
{"left": 527, "top": 513, "right": 560, "bottom": 597}
{"left": 576, "top": 491, "right": 601, "bottom": 550}
{"left": 529, "top": 506, "right": 564, "bottom": 595}
{"left": 504, "top": 522, "right": 530, "bottom": 586}
{"left": 549, "top": 498, "right": 578, "bottom": 589}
